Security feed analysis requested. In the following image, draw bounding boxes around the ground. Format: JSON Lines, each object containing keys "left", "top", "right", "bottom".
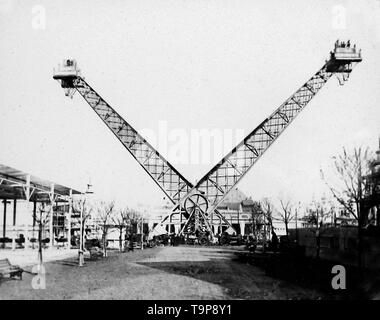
{"left": 0, "top": 245, "right": 325, "bottom": 300}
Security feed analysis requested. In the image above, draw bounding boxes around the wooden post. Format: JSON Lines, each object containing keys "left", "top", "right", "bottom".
{"left": 13, "top": 199, "right": 17, "bottom": 226}
{"left": 2, "top": 199, "right": 7, "bottom": 238}
{"left": 12, "top": 199, "right": 16, "bottom": 251}
{"left": 2, "top": 199, "right": 7, "bottom": 249}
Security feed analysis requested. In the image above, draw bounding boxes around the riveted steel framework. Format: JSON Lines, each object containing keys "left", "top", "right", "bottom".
{"left": 170, "top": 44, "right": 362, "bottom": 236}
{"left": 73, "top": 77, "right": 194, "bottom": 205}
{"left": 174, "top": 66, "right": 333, "bottom": 235}
{"left": 54, "top": 41, "right": 362, "bottom": 241}
{"left": 68, "top": 77, "right": 230, "bottom": 228}
{"left": 192, "top": 66, "right": 332, "bottom": 213}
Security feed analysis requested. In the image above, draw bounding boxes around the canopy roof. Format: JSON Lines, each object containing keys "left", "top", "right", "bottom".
{"left": 0, "top": 164, "right": 81, "bottom": 202}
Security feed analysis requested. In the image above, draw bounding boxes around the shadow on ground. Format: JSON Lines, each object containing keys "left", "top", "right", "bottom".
{"left": 136, "top": 255, "right": 325, "bottom": 300}
{"left": 235, "top": 251, "right": 380, "bottom": 300}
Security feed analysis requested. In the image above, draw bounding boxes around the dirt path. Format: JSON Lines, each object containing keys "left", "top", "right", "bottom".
{"left": 0, "top": 246, "right": 324, "bottom": 300}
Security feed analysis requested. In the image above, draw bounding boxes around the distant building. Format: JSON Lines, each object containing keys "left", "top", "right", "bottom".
{"left": 214, "top": 188, "right": 260, "bottom": 235}
{"left": 0, "top": 164, "right": 81, "bottom": 250}
{"left": 298, "top": 139, "right": 380, "bottom": 230}
{"left": 333, "top": 206, "right": 358, "bottom": 227}
{"left": 363, "top": 138, "right": 380, "bottom": 226}
{"left": 300, "top": 197, "right": 357, "bottom": 228}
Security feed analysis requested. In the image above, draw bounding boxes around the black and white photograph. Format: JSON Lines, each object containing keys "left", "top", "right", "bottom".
{"left": 0, "top": 0, "right": 379, "bottom": 308}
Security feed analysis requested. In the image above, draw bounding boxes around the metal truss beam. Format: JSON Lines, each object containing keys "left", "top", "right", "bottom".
{"left": 70, "top": 77, "right": 232, "bottom": 231}
{"left": 54, "top": 41, "right": 362, "bottom": 242}
{"left": 185, "top": 66, "right": 333, "bottom": 215}
{"left": 72, "top": 77, "right": 194, "bottom": 205}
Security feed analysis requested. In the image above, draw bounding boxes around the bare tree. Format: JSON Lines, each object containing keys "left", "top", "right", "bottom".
{"left": 95, "top": 201, "right": 115, "bottom": 257}
{"left": 125, "top": 208, "right": 142, "bottom": 250}
{"left": 112, "top": 208, "right": 130, "bottom": 252}
{"left": 277, "top": 198, "right": 295, "bottom": 237}
{"left": 124, "top": 208, "right": 141, "bottom": 236}
{"left": 261, "top": 198, "right": 277, "bottom": 252}
{"left": 72, "top": 198, "right": 93, "bottom": 250}
{"left": 303, "top": 200, "right": 332, "bottom": 258}
{"left": 246, "top": 201, "right": 261, "bottom": 239}
{"left": 34, "top": 203, "right": 51, "bottom": 271}
{"left": 261, "top": 198, "right": 275, "bottom": 235}
{"left": 322, "top": 146, "right": 372, "bottom": 267}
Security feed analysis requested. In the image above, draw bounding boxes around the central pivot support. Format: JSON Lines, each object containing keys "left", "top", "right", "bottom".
{"left": 179, "top": 193, "right": 215, "bottom": 244}
{"left": 184, "top": 193, "right": 209, "bottom": 217}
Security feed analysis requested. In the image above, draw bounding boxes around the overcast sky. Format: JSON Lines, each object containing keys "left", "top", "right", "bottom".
{"left": 0, "top": 0, "right": 379, "bottom": 210}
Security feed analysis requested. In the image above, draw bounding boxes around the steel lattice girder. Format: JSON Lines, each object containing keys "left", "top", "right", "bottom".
{"left": 73, "top": 77, "right": 194, "bottom": 205}
{"left": 73, "top": 76, "right": 230, "bottom": 230}
{"left": 189, "top": 67, "right": 333, "bottom": 215}
{"left": 54, "top": 41, "right": 362, "bottom": 237}
{"left": 72, "top": 77, "right": 231, "bottom": 227}
{"left": 174, "top": 66, "right": 333, "bottom": 234}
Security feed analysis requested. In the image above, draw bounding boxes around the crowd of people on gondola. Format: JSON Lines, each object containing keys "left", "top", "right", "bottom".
{"left": 336, "top": 39, "right": 351, "bottom": 48}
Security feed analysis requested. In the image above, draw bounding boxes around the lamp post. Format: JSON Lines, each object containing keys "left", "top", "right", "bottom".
{"left": 79, "top": 183, "right": 93, "bottom": 267}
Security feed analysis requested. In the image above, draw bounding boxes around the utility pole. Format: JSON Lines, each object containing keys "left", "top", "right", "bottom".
{"left": 79, "top": 182, "right": 93, "bottom": 267}
{"left": 79, "top": 198, "right": 84, "bottom": 267}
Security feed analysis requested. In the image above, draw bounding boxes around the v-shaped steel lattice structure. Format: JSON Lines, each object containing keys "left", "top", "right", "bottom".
{"left": 53, "top": 41, "right": 362, "bottom": 243}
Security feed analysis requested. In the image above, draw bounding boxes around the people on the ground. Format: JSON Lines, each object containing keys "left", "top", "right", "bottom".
{"left": 128, "top": 234, "right": 134, "bottom": 252}
{"left": 271, "top": 231, "right": 278, "bottom": 252}
{"left": 124, "top": 233, "right": 128, "bottom": 252}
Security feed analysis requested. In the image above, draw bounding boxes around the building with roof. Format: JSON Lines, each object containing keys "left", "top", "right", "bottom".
{"left": 213, "top": 188, "right": 260, "bottom": 235}
{"left": 363, "top": 139, "right": 380, "bottom": 227}
{"left": 0, "top": 164, "right": 81, "bottom": 249}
